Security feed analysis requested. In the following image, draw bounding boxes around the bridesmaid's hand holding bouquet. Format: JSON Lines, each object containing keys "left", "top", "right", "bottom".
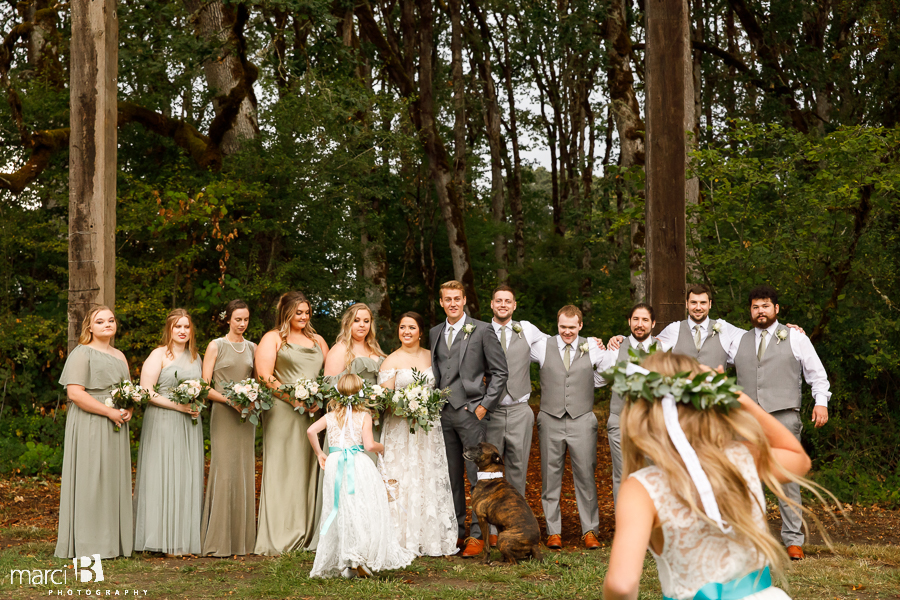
{"left": 223, "top": 378, "right": 274, "bottom": 425}
{"left": 170, "top": 378, "right": 211, "bottom": 425}
{"left": 279, "top": 376, "right": 327, "bottom": 415}
{"left": 108, "top": 381, "right": 149, "bottom": 432}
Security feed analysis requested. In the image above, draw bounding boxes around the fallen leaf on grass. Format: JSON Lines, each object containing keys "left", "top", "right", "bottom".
{"left": 14, "top": 496, "right": 24, "bottom": 503}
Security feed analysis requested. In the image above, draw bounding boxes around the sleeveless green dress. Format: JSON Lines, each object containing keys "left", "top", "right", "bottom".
{"left": 200, "top": 338, "right": 257, "bottom": 556}
{"left": 254, "top": 342, "right": 325, "bottom": 555}
{"left": 55, "top": 345, "right": 133, "bottom": 559}
{"left": 133, "top": 350, "right": 204, "bottom": 555}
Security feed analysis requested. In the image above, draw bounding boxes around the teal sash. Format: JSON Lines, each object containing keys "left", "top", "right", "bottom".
{"left": 319, "top": 445, "right": 364, "bottom": 535}
{"left": 664, "top": 566, "right": 772, "bottom": 600}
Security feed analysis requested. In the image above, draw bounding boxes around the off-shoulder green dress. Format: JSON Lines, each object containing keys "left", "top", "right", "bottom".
{"left": 55, "top": 345, "right": 133, "bottom": 559}
{"left": 200, "top": 338, "right": 257, "bottom": 556}
{"left": 254, "top": 342, "right": 324, "bottom": 555}
{"left": 133, "top": 350, "right": 204, "bottom": 555}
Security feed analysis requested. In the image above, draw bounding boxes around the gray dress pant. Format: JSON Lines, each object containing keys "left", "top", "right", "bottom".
{"left": 770, "top": 408, "right": 804, "bottom": 546}
{"left": 537, "top": 410, "right": 599, "bottom": 536}
{"left": 485, "top": 402, "right": 534, "bottom": 536}
{"left": 607, "top": 412, "right": 623, "bottom": 502}
{"left": 441, "top": 404, "right": 487, "bottom": 539}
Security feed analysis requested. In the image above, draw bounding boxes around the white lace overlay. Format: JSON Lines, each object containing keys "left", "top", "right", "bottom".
{"left": 310, "top": 410, "right": 416, "bottom": 578}
{"left": 630, "top": 445, "right": 792, "bottom": 600}
{"left": 378, "top": 367, "right": 458, "bottom": 556}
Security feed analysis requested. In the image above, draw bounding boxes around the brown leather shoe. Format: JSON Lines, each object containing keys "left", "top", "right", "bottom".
{"left": 489, "top": 534, "right": 498, "bottom": 546}
{"left": 787, "top": 545, "right": 804, "bottom": 560}
{"left": 582, "top": 531, "right": 601, "bottom": 549}
{"left": 546, "top": 534, "right": 562, "bottom": 550}
{"left": 460, "top": 537, "right": 484, "bottom": 558}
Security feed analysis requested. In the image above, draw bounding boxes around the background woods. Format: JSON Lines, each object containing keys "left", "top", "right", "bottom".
{"left": 1, "top": 0, "right": 899, "bottom": 504}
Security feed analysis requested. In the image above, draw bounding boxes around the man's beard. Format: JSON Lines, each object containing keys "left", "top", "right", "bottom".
{"left": 632, "top": 329, "right": 651, "bottom": 342}
{"left": 688, "top": 312, "right": 708, "bottom": 324}
{"left": 754, "top": 314, "right": 776, "bottom": 329}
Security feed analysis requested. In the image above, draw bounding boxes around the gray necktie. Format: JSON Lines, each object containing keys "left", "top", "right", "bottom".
{"left": 757, "top": 330, "right": 767, "bottom": 361}
{"left": 500, "top": 326, "right": 507, "bottom": 355}
{"left": 564, "top": 343, "right": 572, "bottom": 371}
{"left": 693, "top": 325, "right": 702, "bottom": 351}
{"left": 447, "top": 326, "right": 455, "bottom": 349}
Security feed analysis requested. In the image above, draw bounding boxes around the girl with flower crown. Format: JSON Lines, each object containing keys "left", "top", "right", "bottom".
{"left": 603, "top": 352, "right": 831, "bottom": 600}
{"left": 307, "top": 374, "right": 415, "bottom": 579}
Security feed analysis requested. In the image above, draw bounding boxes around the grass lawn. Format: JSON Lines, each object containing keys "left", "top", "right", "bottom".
{"left": 1, "top": 527, "right": 898, "bottom": 600}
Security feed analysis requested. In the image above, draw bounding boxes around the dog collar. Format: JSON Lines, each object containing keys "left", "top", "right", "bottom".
{"left": 476, "top": 472, "right": 504, "bottom": 481}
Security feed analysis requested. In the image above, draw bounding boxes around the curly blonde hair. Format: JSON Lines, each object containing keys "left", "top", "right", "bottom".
{"left": 274, "top": 291, "right": 317, "bottom": 344}
{"left": 620, "top": 352, "right": 833, "bottom": 581}
{"left": 334, "top": 303, "right": 385, "bottom": 370}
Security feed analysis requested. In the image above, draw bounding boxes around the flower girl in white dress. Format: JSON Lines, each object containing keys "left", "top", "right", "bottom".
{"left": 603, "top": 352, "right": 831, "bottom": 600}
{"left": 307, "top": 374, "right": 415, "bottom": 579}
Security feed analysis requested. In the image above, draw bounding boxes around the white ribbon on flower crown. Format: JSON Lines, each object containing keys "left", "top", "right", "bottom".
{"left": 625, "top": 363, "right": 733, "bottom": 534}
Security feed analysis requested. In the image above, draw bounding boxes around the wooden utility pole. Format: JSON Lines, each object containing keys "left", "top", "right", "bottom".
{"left": 645, "top": 0, "right": 687, "bottom": 331}
{"left": 68, "top": 0, "right": 118, "bottom": 349}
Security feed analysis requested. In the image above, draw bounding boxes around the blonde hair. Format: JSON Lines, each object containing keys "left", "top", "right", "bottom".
{"left": 327, "top": 373, "right": 371, "bottom": 429}
{"left": 78, "top": 305, "right": 115, "bottom": 345}
{"left": 620, "top": 352, "right": 832, "bottom": 581}
{"left": 334, "top": 303, "right": 385, "bottom": 370}
{"left": 440, "top": 280, "right": 466, "bottom": 295}
{"left": 557, "top": 304, "right": 583, "bottom": 324}
{"left": 158, "top": 308, "right": 199, "bottom": 361}
{"left": 273, "top": 291, "right": 317, "bottom": 344}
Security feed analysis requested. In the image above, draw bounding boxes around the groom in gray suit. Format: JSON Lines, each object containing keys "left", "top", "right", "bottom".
{"left": 430, "top": 280, "right": 509, "bottom": 558}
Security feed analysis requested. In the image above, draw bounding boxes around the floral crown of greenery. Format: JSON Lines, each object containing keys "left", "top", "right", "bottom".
{"left": 600, "top": 348, "right": 742, "bottom": 412}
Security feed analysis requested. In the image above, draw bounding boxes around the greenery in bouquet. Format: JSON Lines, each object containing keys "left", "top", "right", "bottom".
{"left": 279, "top": 376, "right": 328, "bottom": 415}
{"left": 168, "top": 377, "right": 211, "bottom": 425}
{"left": 223, "top": 378, "right": 274, "bottom": 425}
{"left": 389, "top": 369, "right": 450, "bottom": 434}
{"left": 107, "top": 380, "right": 150, "bottom": 431}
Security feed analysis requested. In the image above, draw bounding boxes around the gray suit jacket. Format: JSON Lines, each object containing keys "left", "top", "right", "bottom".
{"left": 430, "top": 314, "right": 509, "bottom": 412}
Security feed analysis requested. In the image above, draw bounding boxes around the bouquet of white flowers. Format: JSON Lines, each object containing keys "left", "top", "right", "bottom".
{"left": 388, "top": 369, "right": 450, "bottom": 434}
{"left": 223, "top": 378, "right": 274, "bottom": 425}
{"left": 279, "top": 376, "right": 328, "bottom": 415}
{"left": 169, "top": 378, "right": 211, "bottom": 425}
{"left": 107, "top": 380, "right": 149, "bottom": 432}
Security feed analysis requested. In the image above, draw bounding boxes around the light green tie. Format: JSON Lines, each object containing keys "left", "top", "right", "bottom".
{"left": 757, "top": 330, "right": 767, "bottom": 361}
{"left": 500, "top": 325, "right": 507, "bottom": 355}
{"left": 564, "top": 343, "right": 572, "bottom": 371}
{"left": 693, "top": 325, "right": 702, "bottom": 351}
{"left": 447, "top": 326, "right": 455, "bottom": 349}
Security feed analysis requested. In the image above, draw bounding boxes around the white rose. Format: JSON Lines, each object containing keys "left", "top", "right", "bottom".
{"left": 372, "top": 385, "right": 384, "bottom": 396}
{"left": 309, "top": 383, "right": 319, "bottom": 395}
{"left": 104, "top": 398, "right": 115, "bottom": 408}
{"left": 295, "top": 386, "right": 309, "bottom": 400}
{"left": 248, "top": 390, "right": 258, "bottom": 401}
{"left": 408, "top": 399, "right": 420, "bottom": 412}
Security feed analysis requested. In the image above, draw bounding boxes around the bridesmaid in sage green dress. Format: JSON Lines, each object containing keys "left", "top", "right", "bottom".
{"left": 323, "top": 302, "right": 386, "bottom": 461}
{"left": 200, "top": 299, "right": 257, "bottom": 556}
{"left": 254, "top": 291, "right": 329, "bottom": 555}
{"left": 56, "top": 306, "right": 134, "bottom": 559}
{"left": 134, "top": 309, "right": 205, "bottom": 556}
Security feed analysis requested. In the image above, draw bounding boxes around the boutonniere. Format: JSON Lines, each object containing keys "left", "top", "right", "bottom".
{"left": 512, "top": 323, "right": 523, "bottom": 338}
{"left": 775, "top": 328, "right": 788, "bottom": 344}
{"left": 463, "top": 323, "right": 476, "bottom": 339}
{"left": 579, "top": 341, "right": 590, "bottom": 358}
{"left": 710, "top": 322, "right": 723, "bottom": 337}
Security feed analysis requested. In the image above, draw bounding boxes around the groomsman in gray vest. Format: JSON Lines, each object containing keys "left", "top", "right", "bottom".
{"left": 655, "top": 284, "right": 745, "bottom": 368}
{"left": 485, "top": 285, "right": 549, "bottom": 543}
{"left": 430, "top": 280, "right": 509, "bottom": 558}
{"left": 531, "top": 305, "right": 616, "bottom": 550}
{"left": 603, "top": 303, "right": 660, "bottom": 502}
{"left": 730, "top": 285, "right": 830, "bottom": 561}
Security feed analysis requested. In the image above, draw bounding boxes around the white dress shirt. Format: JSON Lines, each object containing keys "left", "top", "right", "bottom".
{"left": 627, "top": 335, "right": 655, "bottom": 353}
{"left": 655, "top": 316, "right": 746, "bottom": 363}
{"left": 444, "top": 318, "right": 465, "bottom": 347}
{"left": 595, "top": 335, "right": 655, "bottom": 387}
{"left": 530, "top": 335, "right": 615, "bottom": 386}
{"left": 491, "top": 319, "right": 548, "bottom": 406}
{"left": 730, "top": 320, "right": 832, "bottom": 407}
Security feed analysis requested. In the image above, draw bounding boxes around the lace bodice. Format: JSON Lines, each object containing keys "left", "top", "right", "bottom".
{"left": 378, "top": 367, "right": 435, "bottom": 389}
{"left": 630, "top": 444, "right": 771, "bottom": 600}
{"left": 325, "top": 410, "right": 366, "bottom": 449}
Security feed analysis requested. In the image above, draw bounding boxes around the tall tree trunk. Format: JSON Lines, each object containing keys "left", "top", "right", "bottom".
{"left": 605, "top": 0, "right": 647, "bottom": 302}
{"left": 496, "top": 14, "right": 525, "bottom": 267}
{"left": 185, "top": 0, "right": 259, "bottom": 154}
{"left": 684, "top": 0, "right": 700, "bottom": 280}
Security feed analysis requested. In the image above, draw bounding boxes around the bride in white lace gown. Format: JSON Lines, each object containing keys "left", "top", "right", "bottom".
{"left": 377, "top": 313, "right": 458, "bottom": 556}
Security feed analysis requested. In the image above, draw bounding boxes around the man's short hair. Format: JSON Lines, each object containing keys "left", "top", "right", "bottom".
{"left": 439, "top": 280, "right": 466, "bottom": 296}
{"left": 685, "top": 284, "right": 712, "bottom": 302}
{"left": 628, "top": 302, "right": 655, "bottom": 321}
{"left": 492, "top": 284, "right": 515, "bottom": 301}
{"left": 748, "top": 284, "right": 779, "bottom": 306}
{"left": 557, "top": 304, "right": 583, "bottom": 324}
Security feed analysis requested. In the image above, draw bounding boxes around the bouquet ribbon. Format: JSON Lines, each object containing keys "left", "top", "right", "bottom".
{"left": 319, "top": 444, "right": 364, "bottom": 535}
{"left": 664, "top": 566, "right": 772, "bottom": 600}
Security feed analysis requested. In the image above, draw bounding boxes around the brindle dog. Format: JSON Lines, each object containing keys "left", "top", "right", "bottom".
{"left": 463, "top": 442, "right": 543, "bottom": 564}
